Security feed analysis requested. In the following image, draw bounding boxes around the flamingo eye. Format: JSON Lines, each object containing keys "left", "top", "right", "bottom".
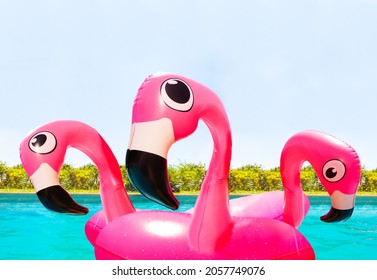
{"left": 29, "top": 132, "right": 57, "bottom": 154}
{"left": 161, "top": 78, "right": 194, "bottom": 112}
{"left": 322, "top": 159, "right": 346, "bottom": 182}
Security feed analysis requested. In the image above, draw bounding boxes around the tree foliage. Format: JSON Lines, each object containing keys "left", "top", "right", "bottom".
{"left": 1, "top": 161, "right": 376, "bottom": 194}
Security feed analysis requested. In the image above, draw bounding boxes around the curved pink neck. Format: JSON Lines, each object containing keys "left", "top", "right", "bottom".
{"left": 280, "top": 154, "right": 307, "bottom": 228}
{"left": 280, "top": 132, "right": 332, "bottom": 227}
{"left": 62, "top": 122, "right": 135, "bottom": 222}
{"left": 189, "top": 105, "right": 233, "bottom": 253}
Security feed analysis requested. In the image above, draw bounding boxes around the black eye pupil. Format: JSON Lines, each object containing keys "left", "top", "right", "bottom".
{"left": 326, "top": 167, "right": 337, "bottom": 178}
{"left": 32, "top": 134, "right": 47, "bottom": 147}
{"left": 165, "top": 80, "right": 191, "bottom": 104}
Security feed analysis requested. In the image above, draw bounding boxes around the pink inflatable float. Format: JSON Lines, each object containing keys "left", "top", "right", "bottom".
{"left": 186, "top": 190, "right": 309, "bottom": 223}
{"left": 19, "top": 73, "right": 361, "bottom": 260}
{"left": 85, "top": 190, "right": 308, "bottom": 247}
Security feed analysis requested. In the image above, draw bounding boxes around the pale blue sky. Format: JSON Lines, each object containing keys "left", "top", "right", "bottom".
{"left": 1, "top": 0, "right": 377, "bottom": 169}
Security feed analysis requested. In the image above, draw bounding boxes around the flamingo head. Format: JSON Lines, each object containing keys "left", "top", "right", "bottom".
{"left": 315, "top": 142, "right": 361, "bottom": 222}
{"left": 126, "top": 73, "right": 230, "bottom": 209}
{"left": 19, "top": 121, "right": 91, "bottom": 215}
{"left": 281, "top": 131, "right": 361, "bottom": 224}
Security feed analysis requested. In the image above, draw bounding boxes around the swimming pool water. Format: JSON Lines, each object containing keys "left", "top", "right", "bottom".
{"left": 0, "top": 194, "right": 376, "bottom": 260}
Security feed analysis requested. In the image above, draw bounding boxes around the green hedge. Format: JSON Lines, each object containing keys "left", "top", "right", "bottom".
{"left": 1, "top": 162, "right": 376, "bottom": 193}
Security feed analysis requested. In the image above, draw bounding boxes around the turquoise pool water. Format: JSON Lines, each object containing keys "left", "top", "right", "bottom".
{"left": 0, "top": 193, "right": 376, "bottom": 260}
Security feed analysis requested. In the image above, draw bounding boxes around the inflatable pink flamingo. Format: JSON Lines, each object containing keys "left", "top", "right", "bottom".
{"left": 102, "top": 73, "right": 314, "bottom": 259}
{"left": 19, "top": 120, "right": 137, "bottom": 246}
{"left": 19, "top": 121, "right": 135, "bottom": 221}
{"left": 19, "top": 73, "right": 360, "bottom": 259}
{"left": 220, "top": 130, "right": 361, "bottom": 228}
{"left": 280, "top": 130, "right": 361, "bottom": 227}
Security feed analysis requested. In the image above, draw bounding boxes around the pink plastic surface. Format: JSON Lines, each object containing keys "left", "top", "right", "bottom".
{"left": 20, "top": 73, "right": 360, "bottom": 260}
{"left": 281, "top": 131, "right": 361, "bottom": 227}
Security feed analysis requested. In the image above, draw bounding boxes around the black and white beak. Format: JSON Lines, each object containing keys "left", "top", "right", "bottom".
{"left": 126, "top": 119, "right": 180, "bottom": 210}
{"left": 320, "top": 191, "right": 355, "bottom": 222}
{"left": 30, "top": 163, "right": 88, "bottom": 214}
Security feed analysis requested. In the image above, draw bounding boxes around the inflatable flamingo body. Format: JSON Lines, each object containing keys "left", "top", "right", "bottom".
{"left": 94, "top": 211, "right": 314, "bottom": 259}
{"left": 19, "top": 73, "right": 360, "bottom": 260}
{"left": 85, "top": 190, "right": 309, "bottom": 248}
